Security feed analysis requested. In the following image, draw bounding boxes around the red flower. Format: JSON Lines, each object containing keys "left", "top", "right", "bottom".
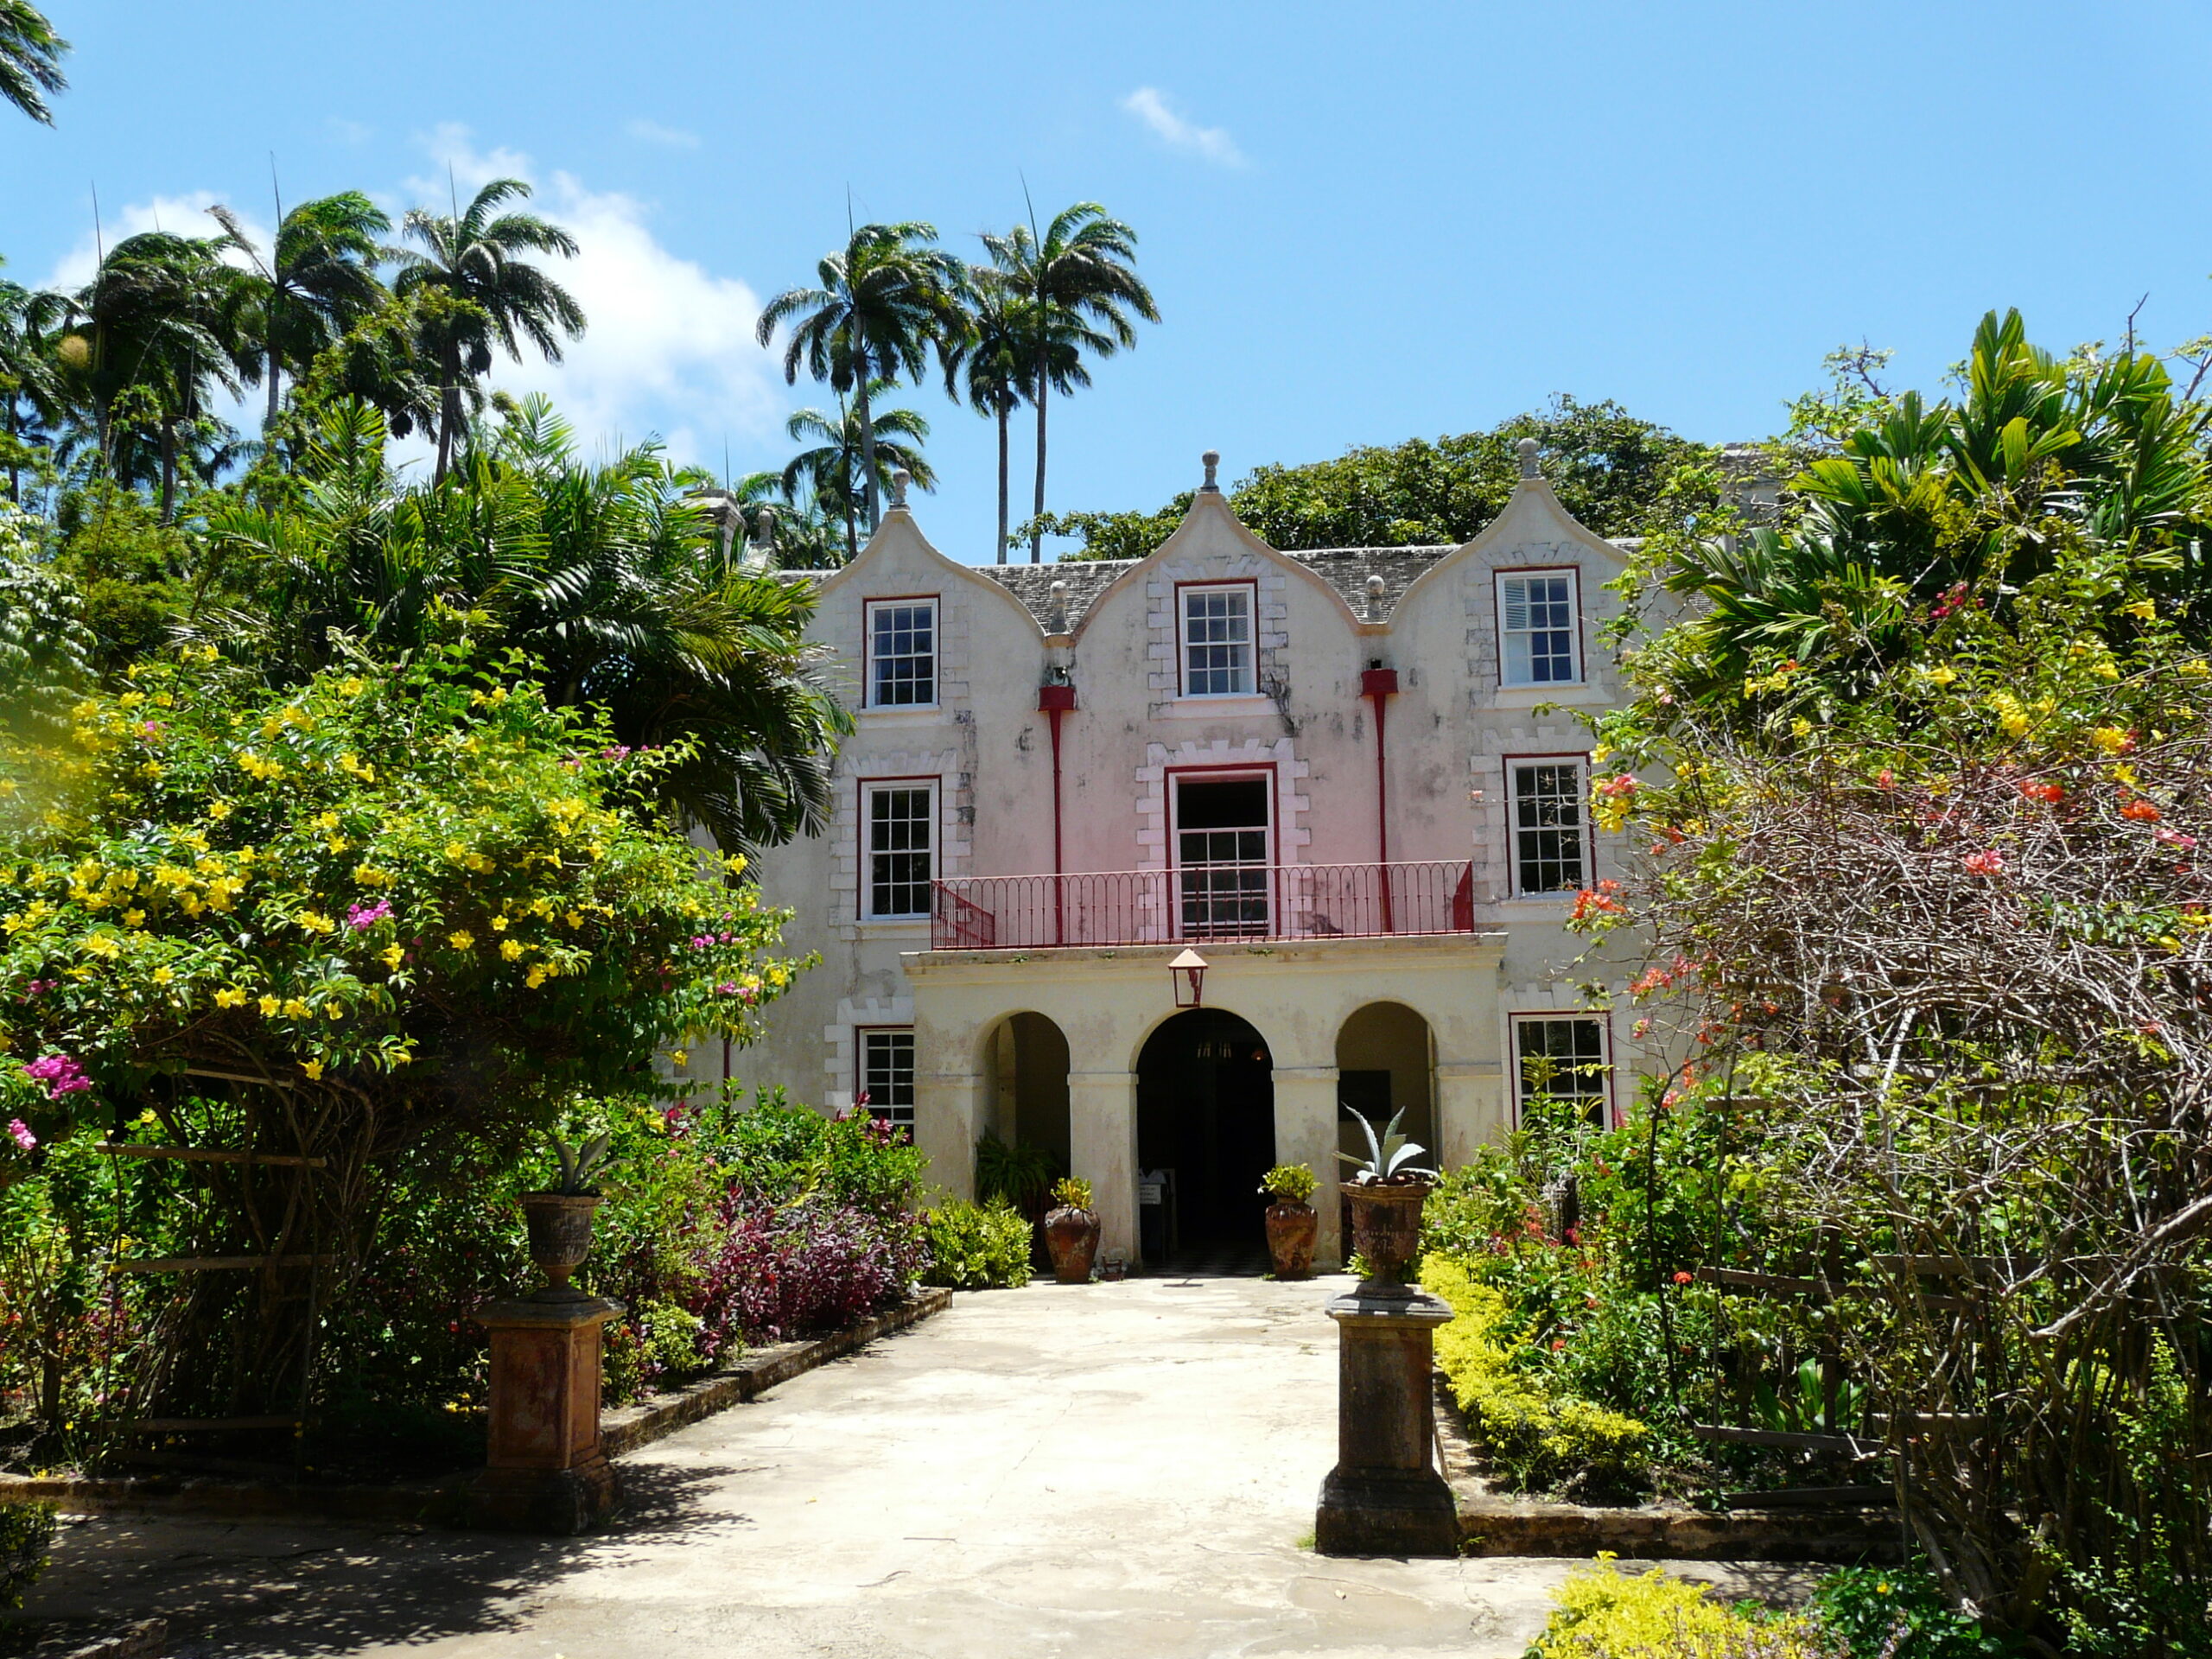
{"left": 1962, "top": 849, "right": 2006, "bottom": 876}
{"left": 2122, "top": 798, "right": 2162, "bottom": 823}
{"left": 1672, "top": 1270, "right": 1694, "bottom": 1286}
{"left": 2018, "top": 779, "right": 2064, "bottom": 804}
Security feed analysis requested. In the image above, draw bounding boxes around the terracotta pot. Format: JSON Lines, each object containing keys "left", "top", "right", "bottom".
{"left": 1342, "top": 1179, "right": 1432, "bottom": 1288}
{"left": 1263, "top": 1201, "right": 1318, "bottom": 1280}
{"left": 1043, "top": 1205, "right": 1101, "bottom": 1284}
{"left": 520, "top": 1192, "right": 602, "bottom": 1295}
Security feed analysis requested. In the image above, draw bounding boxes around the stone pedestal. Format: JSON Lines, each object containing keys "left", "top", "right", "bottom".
{"left": 471, "top": 1292, "right": 624, "bottom": 1534}
{"left": 1315, "top": 1285, "right": 1459, "bottom": 1556}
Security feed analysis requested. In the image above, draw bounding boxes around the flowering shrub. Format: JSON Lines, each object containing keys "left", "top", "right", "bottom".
{"left": 1529, "top": 1557, "right": 1845, "bottom": 1658}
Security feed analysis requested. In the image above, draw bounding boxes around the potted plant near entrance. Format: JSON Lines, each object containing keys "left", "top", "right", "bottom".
{"left": 1258, "top": 1163, "right": 1319, "bottom": 1279}
{"left": 520, "top": 1133, "right": 613, "bottom": 1300}
{"left": 1042, "top": 1176, "right": 1102, "bottom": 1284}
{"left": 1337, "top": 1110, "right": 1434, "bottom": 1289}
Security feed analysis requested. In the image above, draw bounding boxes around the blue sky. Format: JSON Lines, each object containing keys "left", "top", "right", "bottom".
{"left": 8, "top": 2, "right": 2212, "bottom": 563}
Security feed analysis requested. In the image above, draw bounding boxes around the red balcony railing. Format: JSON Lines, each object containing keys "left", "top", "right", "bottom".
{"left": 929, "top": 860, "right": 1481, "bottom": 950}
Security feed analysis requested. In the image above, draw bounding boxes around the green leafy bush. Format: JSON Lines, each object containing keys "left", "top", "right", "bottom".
{"left": 1423, "top": 1255, "right": 1649, "bottom": 1496}
{"left": 1259, "top": 1162, "right": 1318, "bottom": 1203}
{"left": 0, "top": 1499, "right": 55, "bottom": 1610}
{"left": 1527, "top": 1556, "right": 1841, "bottom": 1657}
{"left": 1808, "top": 1568, "right": 2016, "bottom": 1659}
{"left": 920, "top": 1200, "right": 1033, "bottom": 1290}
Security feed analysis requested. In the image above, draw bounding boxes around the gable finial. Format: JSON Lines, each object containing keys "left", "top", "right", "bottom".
{"left": 1200, "top": 450, "right": 1221, "bottom": 493}
{"left": 1516, "top": 436, "right": 1539, "bottom": 480}
{"left": 890, "top": 468, "right": 912, "bottom": 512}
{"left": 1365, "top": 572, "right": 1387, "bottom": 621}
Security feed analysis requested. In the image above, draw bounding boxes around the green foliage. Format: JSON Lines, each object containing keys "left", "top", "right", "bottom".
{"left": 1808, "top": 1568, "right": 2016, "bottom": 1659}
{"left": 48, "top": 484, "right": 187, "bottom": 675}
{"left": 1258, "top": 1162, "right": 1317, "bottom": 1203}
{"left": 975, "top": 1129, "right": 1058, "bottom": 1210}
{"left": 1425, "top": 1255, "right": 1650, "bottom": 1496}
{"left": 0, "top": 1498, "right": 54, "bottom": 1610}
{"left": 919, "top": 1199, "right": 1033, "bottom": 1289}
{"left": 1050, "top": 1175, "right": 1092, "bottom": 1211}
{"left": 1033, "top": 397, "right": 1717, "bottom": 560}
{"left": 1527, "top": 1556, "right": 1840, "bottom": 1658}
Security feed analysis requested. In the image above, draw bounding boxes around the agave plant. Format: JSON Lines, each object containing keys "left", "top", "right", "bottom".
{"left": 1336, "top": 1109, "right": 1433, "bottom": 1185}
{"left": 549, "top": 1131, "right": 614, "bottom": 1197}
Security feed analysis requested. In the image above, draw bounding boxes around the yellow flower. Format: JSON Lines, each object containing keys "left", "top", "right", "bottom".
{"left": 2091, "top": 727, "right": 2133, "bottom": 754}
{"left": 2124, "top": 600, "right": 2157, "bottom": 621}
{"left": 83, "top": 933, "right": 121, "bottom": 960}
{"left": 448, "top": 931, "right": 474, "bottom": 951}
{"left": 214, "top": 987, "right": 248, "bottom": 1007}
{"left": 258, "top": 995, "right": 279, "bottom": 1016}
{"left": 564, "top": 910, "right": 583, "bottom": 929}
{"left": 151, "top": 965, "right": 175, "bottom": 985}
{"left": 340, "top": 677, "right": 365, "bottom": 697}
{"left": 490, "top": 915, "right": 509, "bottom": 931}
{"left": 381, "top": 944, "right": 405, "bottom": 970}
{"left": 315, "top": 811, "right": 340, "bottom": 830}
{"left": 302, "top": 1058, "right": 324, "bottom": 1081}
{"left": 207, "top": 800, "right": 232, "bottom": 821}
{"left": 670, "top": 1050, "right": 688, "bottom": 1068}
{"left": 136, "top": 1108, "right": 156, "bottom": 1126}
{"left": 1790, "top": 717, "right": 1812, "bottom": 738}
{"left": 444, "top": 841, "right": 468, "bottom": 863}
{"left": 724, "top": 853, "right": 747, "bottom": 876}
{"left": 124, "top": 908, "right": 146, "bottom": 928}
{"left": 1923, "top": 664, "right": 1958, "bottom": 686}
{"left": 283, "top": 998, "right": 313, "bottom": 1019}
{"left": 524, "top": 966, "right": 547, "bottom": 988}
{"left": 500, "top": 939, "right": 524, "bottom": 961}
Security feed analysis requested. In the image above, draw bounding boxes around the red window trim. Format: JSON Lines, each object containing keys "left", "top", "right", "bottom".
{"left": 1501, "top": 751, "right": 1594, "bottom": 898}
{"left": 1493, "top": 565, "right": 1586, "bottom": 690}
{"left": 855, "top": 774, "right": 940, "bottom": 921}
{"left": 861, "top": 594, "right": 941, "bottom": 710}
{"left": 1506, "top": 1009, "right": 1618, "bottom": 1130}
{"left": 1173, "top": 578, "right": 1261, "bottom": 698}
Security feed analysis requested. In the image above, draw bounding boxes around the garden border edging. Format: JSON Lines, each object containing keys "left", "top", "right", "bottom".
{"left": 1433, "top": 1375, "right": 1905, "bottom": 1563}
{"left": 0, "top": 1289, "right": 951, "bottom": 1527}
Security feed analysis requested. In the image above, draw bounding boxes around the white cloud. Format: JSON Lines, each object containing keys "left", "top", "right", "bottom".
{"left": 400, "top": 126, "right": 785, "bottom": 466}
{"left": 327, "top": 117, "right": 374, "bottom": 146}
{"left": 1120, "top": 86, "right": 1245, "bottom": 168}
{"left": 626, "top": 118, "right": 700, "bottom": 150}
{"left": 42, "top": 194, "right": 271, "bottom": 290}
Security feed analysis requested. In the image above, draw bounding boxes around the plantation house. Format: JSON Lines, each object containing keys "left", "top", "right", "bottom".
{"left": 724, "top": 441, "right": 1654, "bottom": 1270}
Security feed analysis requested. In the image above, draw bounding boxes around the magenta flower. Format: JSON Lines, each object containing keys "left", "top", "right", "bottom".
{"left": 22, "top": 1053, "right": 90, "bottom": 1098}
{"left": 345, "top": 899, "right": 394, "bottom": 931}
{"left": 6, "top": 1118, "right": 34, "bottom": 1152}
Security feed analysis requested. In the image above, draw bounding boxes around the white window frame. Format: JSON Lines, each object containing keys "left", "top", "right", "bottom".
{"left": 1497, "top": 569, "right": 1582, "bottom": 688}
{"left": 857, "top": 1027, "right": 916, "bottom": 1129}
{"left": 865, "top": 597, "right": 938, "bottom": 709}
{"left": 861, "top": 779, "right": 936, "bottom": 921}
{"left": 1510, "top": 1014, "right": 1611, "bottom": 1127}
{"left": 1508, "top": 756, "right": 1589, "bottom": 896}
{"left": 1169, "top": 768, "right": 1276, "bottom": 938}
{"left": 1179, "top": 582, "right": 1256, "bottom": 698}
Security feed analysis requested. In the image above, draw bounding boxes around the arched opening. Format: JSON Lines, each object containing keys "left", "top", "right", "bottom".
{"left": 1335, "top": 1001, "right": 1436, "bottom": 1187}
{"left": 978, "top": 1014, "right": 1071, "bottom": 1259}
{"left": 1136, "top": 1008, "right": 1275, "bottom": 1270}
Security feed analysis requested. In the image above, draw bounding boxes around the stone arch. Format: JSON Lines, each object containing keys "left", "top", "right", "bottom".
{"left": 976, "top": 1010, "right": 1072, "bottom": 1179}
{"left": 1135, "top": 1006, "right": 1277, "bottom": 1261}
{"left": 1334, "top": 1001, "right": 1437, "bottom": 1164}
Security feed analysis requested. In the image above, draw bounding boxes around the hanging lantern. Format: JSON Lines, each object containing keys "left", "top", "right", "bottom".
{"left": 1170, "top": 948, "right": 1209, "bottom": 1007}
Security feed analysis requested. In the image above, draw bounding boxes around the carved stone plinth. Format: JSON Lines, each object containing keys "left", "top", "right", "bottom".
{"left": 471, "top": 1292, "right": 624, "bottom": 1534}
{"left": 1315, "top": 1284, "right": 1458, "bottom": 1556}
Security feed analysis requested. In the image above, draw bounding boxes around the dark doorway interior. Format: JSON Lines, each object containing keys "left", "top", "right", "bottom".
{"left": 1137, "top": 1008, "right": 1275, "bottom": 1270}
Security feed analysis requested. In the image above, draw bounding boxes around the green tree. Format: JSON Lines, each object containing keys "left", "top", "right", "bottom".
{"left": 392, "top": 179, "right": 585, "bottom": 482}
{"left": 756, "top": 220, "right": 963, "bottom": 539}
{"left": 0, "top": 0, "right": 66, "bottom": 124}
{"left": 0, "top": 264, "right": 66, "bottom": 504}
{"left": 983, "top": 202, "right": 1158, "bottom": 563}
{"left": 779, "top": 388, "right": 935, "bottom": 562}
{"left": 946, "top": 266, "right": 1032, "bottom": 564}
{"left": 211, "top": 192, "right": 393, "bottom": 434}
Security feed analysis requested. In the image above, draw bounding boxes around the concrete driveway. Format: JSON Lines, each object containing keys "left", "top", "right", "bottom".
{"left": 22, "top": 1274, "right": 1798, "bottom": 1656}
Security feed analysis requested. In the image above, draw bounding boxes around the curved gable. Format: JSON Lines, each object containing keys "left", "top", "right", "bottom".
{"left": 1396, "top": 474, "right": 1628, "bottom": 614}
{"left": 817, "top": 509, "right": 1050, "bottom": 644}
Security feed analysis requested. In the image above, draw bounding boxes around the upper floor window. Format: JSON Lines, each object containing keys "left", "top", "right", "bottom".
{"left": 867, "top": 598, "right": 937, "bottom": 708}
{"left": 1511, "top": 759, "right": 1586, "bottom": 894}
{"left": 1180, "top": 583, "right": 1254, "bottom": 696}
{"left": 1498, "top": 571, "right": 1580, "bottom": 686}
{"left": 863, "top": 780, "right": 934, "bottom": 919}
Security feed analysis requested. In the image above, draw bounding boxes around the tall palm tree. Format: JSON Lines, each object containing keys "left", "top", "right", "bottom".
{"left": 210, "top": 192, "right": 392, "bottom": 433}
{"left": 983, "top": 202, "right": 1158, "bottom": 563}
{"left": 948, "top": 267, "right": 1033, "bottom": 564}
{"left": 393, "top": 178, "right": 584, "bottom": 482}
{"left": 0, "top": 0, "right": 66, "bottom": 124}
{"left": 0, "top": 264, "right": 67, "bottom": 503}
{"left": 756, "top": 221, "right": 963, "bottom": 537}
{"left": 780, "top": 388, "right": 936, "bottom": 562}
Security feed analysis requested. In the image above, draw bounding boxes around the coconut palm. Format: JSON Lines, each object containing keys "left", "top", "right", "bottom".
{"left": 0, "top": 264, "right": 67, "bottom": 503}
{"left": 756, "top": 221, "right": 963, "bottom": 537}
{"left": 780, "top": 389, "right": 936, "bottom": 562}
{"left": 210, "top": 192, "right": 392, "bottom": 433}
{"left": 947, "top": 267, "right": 1033, "bottom": 564}
{"left": 393, "top": 178, "right": 584, "bottom": 481}
{"left": 983, "top": 203, "right": 1158, "bottom": 563}
{"left": 0, "top": 0, "right": 66, "bottom": 124}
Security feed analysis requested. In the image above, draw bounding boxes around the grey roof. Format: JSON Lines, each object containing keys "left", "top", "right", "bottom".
{"left": 969, "top": 546, "right": 1461, "bottom": 630}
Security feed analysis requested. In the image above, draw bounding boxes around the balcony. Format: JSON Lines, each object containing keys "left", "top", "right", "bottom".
{"left": 929, "top": 860, "right": 1480, "bottom": 951}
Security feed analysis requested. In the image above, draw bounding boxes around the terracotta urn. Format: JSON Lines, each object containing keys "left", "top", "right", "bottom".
{"left": 1043, "top": 1205, "right": 1101, "bottom": 1284}
{"left": 1263, "top": 1202, "right": 1319, "bottom": 1280}
{"left": 519, "top": 1192, "right": 602, "bottom": 1297}
{"left": 1341, "top": 1179, "right": 1433, "bottom": 1289}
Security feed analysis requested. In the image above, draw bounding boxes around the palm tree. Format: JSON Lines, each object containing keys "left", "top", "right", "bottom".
{"left": 0, "top": 0, "right": 66, "bottom": 124}
{"left": 780, "top": 388, "right": 937, "bottom": 561}
{"left": 984, "top": 202, "right": 1158, "bottom": 563}
{"left": 0, "top": 264, "right": 67, "bottom": 503}
{"left": 210, "top": 192, "right": 392, "bottom": 433}
{"left": 756, "top": 221, "right": 963, "bottom": 537}
{"left": 393, "top": 178, "right": 584, "bottom": 481}
{"left": 948, "top": 267, "right": 1033, "bottom": 563}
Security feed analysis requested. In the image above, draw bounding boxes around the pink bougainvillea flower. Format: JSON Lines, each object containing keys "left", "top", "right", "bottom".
{"left": 2156, "top": 827, "right": 2198, "bottom": 849}
{"left": 344, "top": 899, "right": 393, "bottom": 931}
{"left": 22, "top": 1053, "right": 91, "bottom": 1097}
{"left": 1962, "top": 850, "right": 2006, "bottom": 876}
{"left": 6, "top": 1118, "right": 34, "bottom": 1152}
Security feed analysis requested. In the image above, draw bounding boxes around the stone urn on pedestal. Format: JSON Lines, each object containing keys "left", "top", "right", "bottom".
{"left": 1258, "top": 1161, "right": 1319, "bottom": 1280}
{"left": 1042, "top": 1176, "right": 1102, "bottom": 1284}
{"left": 1316, "top": 1111, "right": 1457, "bottom": 1557}
{"left": 474, "top": 1133, "right": 625, "bottom": 1535}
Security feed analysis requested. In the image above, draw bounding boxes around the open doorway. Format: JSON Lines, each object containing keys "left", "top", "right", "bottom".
{"left": 1136, "top": 1007, "right": 1275, "bottom": 1271}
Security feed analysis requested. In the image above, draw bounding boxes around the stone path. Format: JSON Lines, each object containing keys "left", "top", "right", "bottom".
{"left": 22, "top": 1274, "right": 1807, "bottom": 1656}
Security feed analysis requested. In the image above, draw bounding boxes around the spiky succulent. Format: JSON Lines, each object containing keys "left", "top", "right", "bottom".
{"left": 550, "top": 1131, "right": 613, "bottom": 1196}
{"left": 1335, "top": 1109, "right": 1433, "bottom": 1185}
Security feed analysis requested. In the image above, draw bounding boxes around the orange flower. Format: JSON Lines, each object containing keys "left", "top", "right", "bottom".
{"left": 2121, "top": 798, "right": 2162, "bottom": 823}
